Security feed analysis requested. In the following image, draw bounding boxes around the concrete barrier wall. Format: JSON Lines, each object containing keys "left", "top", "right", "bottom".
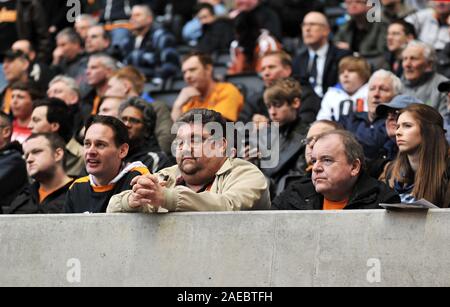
{"left": 1, "top": 210, "right": 450, "bottom": 287}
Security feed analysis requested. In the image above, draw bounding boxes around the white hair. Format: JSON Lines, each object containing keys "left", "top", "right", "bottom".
{"left": 75, "top": 14, "right": 98, "bottom": 26}
{"left": 404, "top": 40, "right": 437, "bottom": 66}
{"left": 89, "top": 53, "right": 119, "bottom": 71}
{"left": 49, "top": 75, "right": 80, "bottom": 98}
{"left": 369, "top": 69, "right": 403, "bottom": 95}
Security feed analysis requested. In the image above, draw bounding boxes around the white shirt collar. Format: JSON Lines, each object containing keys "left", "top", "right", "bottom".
{"left": 308, "top": 43, "right": 329, "bottom": 58}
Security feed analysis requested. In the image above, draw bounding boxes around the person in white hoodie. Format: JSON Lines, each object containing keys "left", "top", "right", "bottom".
{"left": 316, "top": 56, "right": 371, "bottom": 122}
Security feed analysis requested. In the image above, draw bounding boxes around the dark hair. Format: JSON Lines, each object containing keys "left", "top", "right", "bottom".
{"left": 195, "top": 3, "right": 215, "bottom": 16}
{"left": 26, "top": 133, "right": 67, "bottom": 167}
{"left": 32, "top": 98, "right": 73, "bottom": 143}
{"left": 390, "top": 103, "right": 448, "bottom": 207}
{"left": 85, "top": 115, "right": 130, "bottom": 147}
{"left": 182, "top": 51, "right": 214, "bottom": 67}
{"left": 262, "top": 50, "right": 292, "bottom": 68}
{"left": 119, "top": 97, "right": 157, "bottom": 139}
{"left": 390, "top": 19, "right": 417, "bottom": 38}
{"left": 178, "top": 109, "right": 227, "bottom": 140}
{"left": 316, "top": 130, "right": 366, "bottom": 171}
{"left": 0, "top": 111, "right": 12, "bottom": 127}
{"left": 264, "top": 77, "right": 302, "bottom": 107}
{"left": 11, "top": 81, "right": 45, "bottom": 101}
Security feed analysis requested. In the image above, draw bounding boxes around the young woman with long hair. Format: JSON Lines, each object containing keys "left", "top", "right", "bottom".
{"left": 384, "top": 103, "right": 450, "bottom": 207}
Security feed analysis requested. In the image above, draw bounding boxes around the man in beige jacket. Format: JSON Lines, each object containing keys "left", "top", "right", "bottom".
{"left": 107, "top": 109, "right": 271, "bottom": 213}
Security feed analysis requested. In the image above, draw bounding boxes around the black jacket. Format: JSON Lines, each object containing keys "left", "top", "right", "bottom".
{"left": 65, "top": 166, "right": 148, "bottom": 213}
{"left": 0, "top": 141, "right": 28, "bottom": 213}
{"left": 7, "top": 180, "right": 73, "bottom": 214}
{"left": 272, "top": 172, "right": 400, "bottom": 210}
{"left": 124, "top": 139, "right": 175, "bottom": 174}
{"left": 197, "top": 18, "right": 235, "bottom": 55}
{"left": 0, "top": 0, "right": 18, "bottom": 62}
{"left": 238, "top": 80, "right": 321, "bottom": 125}
{"left": 17, "top": 0, "right": 52, "bottom": 64}
{"left": 292, "top": 44, "right": 352, "bottom": 96}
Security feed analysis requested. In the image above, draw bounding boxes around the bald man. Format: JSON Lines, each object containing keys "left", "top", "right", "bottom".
{"left": 293, "top": 11, "right": 351, "bottom": 98}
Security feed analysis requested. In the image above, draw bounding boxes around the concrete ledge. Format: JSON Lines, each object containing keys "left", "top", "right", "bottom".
{"left": 1, "top": 210, "right": 450, "bottom": 286}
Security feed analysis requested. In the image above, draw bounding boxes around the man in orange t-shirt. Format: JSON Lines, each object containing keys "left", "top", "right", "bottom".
{"left": 272, "top": 130, "right": 400, "bottom": 210}
{"left": 171, "top": 51, "right": 244, "bottom": 122}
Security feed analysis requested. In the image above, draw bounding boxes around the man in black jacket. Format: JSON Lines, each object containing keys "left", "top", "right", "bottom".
{"left": 0, "top": 111, "right": 28, "bottom": 213}
{"left": 272, "top": 130, "right": 400, "bottom": 210}
{"left": 118, "top": 97, "right": 173, "bottom": 173}
{"left": 292, "top": 11, "right": 351, "bottom": 98}
{"left": 7, "top": 133, "right": 73, "bottom": 214}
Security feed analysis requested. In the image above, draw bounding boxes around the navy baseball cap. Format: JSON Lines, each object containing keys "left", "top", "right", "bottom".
{"left": 376, "top": 95, "right": 423, "bottom": 117}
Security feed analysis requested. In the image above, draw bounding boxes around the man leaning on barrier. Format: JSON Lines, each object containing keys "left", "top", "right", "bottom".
{"left": 107, "top": 109, "right": 271, "bottom": 213}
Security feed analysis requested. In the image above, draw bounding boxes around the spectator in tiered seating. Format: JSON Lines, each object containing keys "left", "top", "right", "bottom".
{"left": 339, "top": 69, "right": 403, "bottom": 160}
{"left": 65, "top": 115, "right": 150, "bottom": 213}
{"left": 103, "top": 66, "right": 175, "bottom": 155}
{"left": 118, "top": 97, "right": 173, "bottom": 173}
{"left": 98, "top": 96, "right": 124, "bottom": 119}
{"left": 191, "top": 3, "right": 234, "bottom": 54}
{"left": 381, "top": 0, "right": 416, "bottom": 23}
{"left": 28, "top": 98, "right": 85, "bottom": 178}
{"left": 401, "top": 40, "right": 448, "bottom": 116}
{"left": 0, "top": 111, "right": 28, "bottom": 213}
{"left": 334, "top": 0, "right": 388, "bottom": 69}
{"left": 293, "top": 11, "right": 351, "bottom": 98}
{"left": 10, "top": 81, "right": 45, "bottom": 144}
{"left": 385, "top": 20, "right": 416, "bottom": 77}
{"left": 7, "top": 133, "right": 74, "bottom": 214}
{"left": 370, "top": 94, "right": 422, "bottom": 178}
{"left": 406, "top": 0, "right": 450, "bottom": 51}
{"left": 1, "top": 50, "right": 31, "bottom": 114}
{"left": 123, "top": 4, "right": 179, "bottom": 79}
{"left": 107, "top": 109, "right": 271, "bottom": 213}
{"left": 16, "top": 0, "right": 52, "bottom": 64}
{"left": 317, "top": 56, "right": 370, "bottom": 121}
{"left": 227, "top": 10, "right": 282, "bottom": 75}
{"left": 85, "top": 25, "right": 112, "bottom": 55}
{"left": 239, "top": 51, "right": 321, "bottom": 125}
{"left": 84, "top": 53, "right": 119, "bottom": 115}
{"left": 52, "top": 28, "right": 87, "bottom": 86}
{"left": 11, "top": 40, "right": 57, "bottom": 91}
{"left": 272, "top": 130, "right": 400, "bottom": 210}
{"left": 381, "top": 103, "right": 450, "bottom": 207}
{"left": 182, "top": 0, "right": 229, "bottom": 45}
{"left": 437, "top": 12, "right": 450, "bottom": 78}
{"left": 247, "top": 78, "right": 309, "bottom": 197}
{"left": 229, "top": 0, "right": 282, "bottom": 40}
{"left": 74, "top": 14, "right": 98, "bottom": 43}
{"left": 47, "top": 75, "right": 90, "bottom": 138}
{"left": 171, "top": 52, "right": 244, "bottom": 122}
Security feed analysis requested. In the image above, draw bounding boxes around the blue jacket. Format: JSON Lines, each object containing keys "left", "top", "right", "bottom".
{"left": 123, "top": 27, "right": 179, "bottom": 79}
{"left": 339, "top": 112, "right": 391, "bottom": 161}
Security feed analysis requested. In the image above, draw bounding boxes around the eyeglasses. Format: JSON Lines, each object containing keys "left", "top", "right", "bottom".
{"left": 121, "top": 116, "right": 144, "bottom": 125}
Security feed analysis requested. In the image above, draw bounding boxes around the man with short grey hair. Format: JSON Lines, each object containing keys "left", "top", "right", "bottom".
{"left": 402, "top": 40, "right": 448, "bottom": 116}
{"left": 272, "top": 130, "right": 400, "bottom": 210}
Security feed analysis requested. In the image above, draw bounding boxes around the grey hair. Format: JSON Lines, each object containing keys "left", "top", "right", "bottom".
{"left": 404, "top": 40, "right": 437, "bottom": 66}
{"left": 56, "top": 28, "right": 82, "bottom": 45}
{"left": 369, "top": 69, "right": 404, "bottom": 95}
{"left": 89, "top": 53, "right": 119, "bottom": 71}
{"left": 119, "top": 97, "right": 157, "bottom": 139}
{"left": 75, "top": 14, "right": 98, "bottom": 26}
{"left": 49, "top": 75, "right": 80, "bottom": 99}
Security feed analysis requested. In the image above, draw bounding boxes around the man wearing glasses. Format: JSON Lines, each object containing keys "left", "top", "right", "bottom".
{"left": 293, "top": 11, "right": 351, "bottom": 98}
{"left": 118, "top": 97, "right": 173, "bottom": 173}
{"left": 107, "top": 109, "right": 271, "bottom": 213}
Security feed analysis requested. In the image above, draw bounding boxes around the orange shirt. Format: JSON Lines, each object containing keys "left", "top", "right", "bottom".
{"left": 182, "top": 83, "right": 244, "bottom": 122}
{"left": 323, "top": 198, "right": 349, "bottom": 211}
{"left": 38, "top": 187, "right": 56, "bottom": 204}
{"left": 2, "top": 87, "right": 13, "bottom": 114}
